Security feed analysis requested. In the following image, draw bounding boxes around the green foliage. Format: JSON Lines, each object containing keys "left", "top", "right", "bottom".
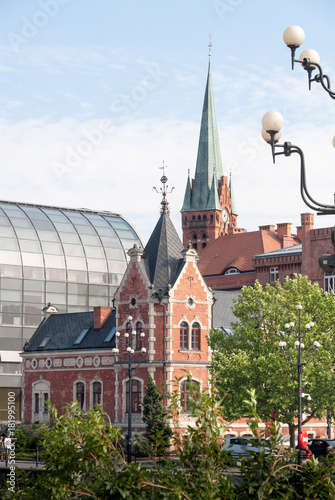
{"left": 3, "top": 387, "right": 335, "bottom": 498}
{"left": 142, "top": 375, "right": 172, "bottom": 454}
{"left": 209, "top": 274, "right": 335, "bottom": 443}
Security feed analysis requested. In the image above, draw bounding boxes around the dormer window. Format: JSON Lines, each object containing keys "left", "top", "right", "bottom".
{"left": 74, "top": 328, "right": 89, "bottom": 345}
{"left": 224, "top": 268, "right": 240, "bottom": 275}
{"left": 39, "top": 335, "right": 52, "bottom": 348}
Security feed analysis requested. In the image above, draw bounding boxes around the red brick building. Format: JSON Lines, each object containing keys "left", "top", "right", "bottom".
{"left": 21, "top": 199, "right": 213, "bottom": 435}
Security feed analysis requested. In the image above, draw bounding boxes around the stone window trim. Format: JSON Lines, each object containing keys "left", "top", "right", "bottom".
{"left": 32, "top": 378, "right": 50, "bottom": 420}
{"left": 122, "top": 376, "right": 143, "bottom": 414}
{"left": 179, "top": 376, "right": 202, "bottom": 413}
{"left": 73, "top": 378, "right": 86, "bottom": 411}
{"left": 178, "top": 319, "right": 202, "bottom": 351}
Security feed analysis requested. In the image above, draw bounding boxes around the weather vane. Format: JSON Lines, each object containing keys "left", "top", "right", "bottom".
{"left": 153, "top": 161, "right": 175, "bottom": 214}
{"left": 208, "top": 33, "right": 213, "bottom": 57}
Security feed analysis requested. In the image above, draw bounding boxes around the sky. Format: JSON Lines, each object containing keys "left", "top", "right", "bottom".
{"left": 0, "top": 0, "right": 335, "bottom": 243}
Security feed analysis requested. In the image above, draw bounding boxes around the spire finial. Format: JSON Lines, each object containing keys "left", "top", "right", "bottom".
{"left": 208, "top": 33, "right": 213, "bottom": 57}
{"left": 153, "top": 161, "right": 175, "bottom": 214}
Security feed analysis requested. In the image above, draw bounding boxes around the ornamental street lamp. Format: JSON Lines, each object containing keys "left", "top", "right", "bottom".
{"left": 112, "top": 315, "right": 146, "bottom": 463}
{"left": 283, "top": 25, "right": 335, "bottom": 100}
{"left": 278, "top": 304, "right": 321, "bottom": 466}
{"left": 261, "top": 110, "right": 335, "bottom": 215}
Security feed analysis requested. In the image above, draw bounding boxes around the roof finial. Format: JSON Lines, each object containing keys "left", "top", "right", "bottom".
{"left": 208, "top": 33, "right": 213, "bottom": 57}
{"left": 153, "top": 161, "right": 175, "bottom": 214}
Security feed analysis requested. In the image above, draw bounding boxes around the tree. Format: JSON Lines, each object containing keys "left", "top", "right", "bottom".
{"left": 209, "top": 274, "right": 335, "bottom": 447}
{"left": 142, "top": 375, "right": 172, "bottom": 454}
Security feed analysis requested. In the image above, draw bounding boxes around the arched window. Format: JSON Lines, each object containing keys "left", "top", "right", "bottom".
{"left": 202, "top": 234, "right": 206, "bottom": 239}
{"left": 76, "top": 382, "right": 85, "bottom": 410}
{"left": 92, "top": 382, "right": 101, "bottom": 407}
{"left": 180, "top": 380, "right": 200, "bottom": 411}
{"left": 202, "top": 243, "right": 207, "bottom": 249}
{"left": 136, "top": 321, "right": 142, "bottom": 350}
{"left": 197, "top": 215, "right": 201, "bottom": 220}
{"left": 193, "top": 234, "right": 197, "bottom": 240}
{"left": 202, "top": 215, "right": 207, "bottom": 220}
{"left": 193, "top": 243, "right": 197, "bottom": 250}
{"left": 126, "top": 379, "right": 141, "bottom": 412}
{"left": 180, "top": 321, "right": 188, "bottom": 349}
{"left": 191, "top": 322, "right": 200, "bottom": 350}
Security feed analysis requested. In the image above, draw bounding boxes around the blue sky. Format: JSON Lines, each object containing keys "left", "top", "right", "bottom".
{"left": 0, "top": 0, "right": 335, "bottom": 242}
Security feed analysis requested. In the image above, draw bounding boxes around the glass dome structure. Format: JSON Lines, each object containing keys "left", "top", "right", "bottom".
{"left": 0, "top": 200, "right": 143, "bottom": 382}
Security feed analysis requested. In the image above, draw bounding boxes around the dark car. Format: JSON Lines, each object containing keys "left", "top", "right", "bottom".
{"left": 308, "top": 439, "right": 335, "bottom": 458}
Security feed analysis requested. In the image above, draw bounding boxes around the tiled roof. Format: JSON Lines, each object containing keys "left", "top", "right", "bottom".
{"left": 212, "top": 290, "right": 240, "bottom": 329}
{"left": 23, "top": 309, "right": 116, "bottom": 353}
{"left": 142, "top": 210, "right": 184, "bottom": 292}
{"left": 198, "top": 230, "right": 295, "bottom": 276}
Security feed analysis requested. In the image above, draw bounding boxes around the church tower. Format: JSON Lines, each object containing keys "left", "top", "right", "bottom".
{"left": 181, "top": 53, "right": 238, "bottom": 250}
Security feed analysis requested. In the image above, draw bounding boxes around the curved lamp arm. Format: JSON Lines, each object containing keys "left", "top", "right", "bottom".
{"left": 294, "top": 58, "right": 335, "bottom": 100}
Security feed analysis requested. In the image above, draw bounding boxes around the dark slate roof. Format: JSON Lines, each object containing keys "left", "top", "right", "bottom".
{"left": 23, "top": 309, "right": 116, "bottom": 353}
{"left": 254, "top": 244, "right": 302, "bottom": 259}
{"left": 142, "top": 210, "right": 184, "bottom": 293}
{"left": 212, "top": 290, "right": 240, "bottom": 330}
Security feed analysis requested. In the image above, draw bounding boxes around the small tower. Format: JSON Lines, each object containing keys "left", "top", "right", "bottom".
{"left": 181, "top": 44, "right": 237, "bottom": 249}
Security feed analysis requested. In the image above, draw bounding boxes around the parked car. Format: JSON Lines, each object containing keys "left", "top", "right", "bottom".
{"left": 222, "top": 436, "right": 271, "bottom": 460}
{"left": 307, "top": 439, "right": 335, "bottom": 459}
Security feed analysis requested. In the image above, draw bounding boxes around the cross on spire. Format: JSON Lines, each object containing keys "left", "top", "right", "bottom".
{"left": 208, "top": 33, "right": 213, "bottom": 57}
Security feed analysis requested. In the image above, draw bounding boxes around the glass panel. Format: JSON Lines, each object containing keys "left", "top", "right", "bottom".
{"left": 94, "top": 227, "right": 118, "bottom": 237}
{"left": 84, "top": 216, "right": 109, "bottom": 227}
{"left": 42, "top": 210, "right": 68, "bottom": 221}
{"left": 21, "top": 208, "right": 49, "bottom": 220}
{"left": 87, "top": 259, "right": 107, "bottom": 272}
{"left": 89, "top": 285, "right": 109, "bottom": 297}
{"left": 46, "top": 282, "right": 66, "bottom": 293}
{"left": 89, "top": 295, "right": 108, "bottom": 307}
{"left": 88, "top": 272, "right": 106, "bottom": 284}
{"left": 80, "top": 235, "right": 100, "bottom": 246}
{"left": 68, "top": 283, "right": 88, "bottom": 295}
{"left": 0, "top": 216, "right": 11, "bottom": 226}
{"left": 105, "top": 248, "right": 125, "bottom": 261}
{"left": 19, "top": 240, "right": 41, "bottom": 253}
{"left": 9, "top": 218, "right": 33, "bottom": 228}
{"left": 40, "top": 242, "right": 63, "bottom": 255}
{"left": 44, "top": 255, "right": 66, "bottom": 268}
{"left": 0, "top": 239, "right": 19, "bottom": 251}
{"left": 99, "top": 236, "right": 122, "bottom": 248}
{"left": 31, "top": 220, "right": 54, "bottom": 230}
{"left": 84, "top": 246, "right": 105, "bottom": 259}
{"left": 46, "top": 292, "right": 66, "bottom": 305}
{"left": 0, "top": 206, "right": 26, "bottom": 217}
{"left": 68, "top": 294, "right": 88, "bottom": 306}
{"left": 24, "top": 303, "right": 42, "bottom": 314}
{"left": 0, "top": 302, "right": 22, "bottom": 313}
{"left": 72, "top": 225, "right": 96, "bottom": 235}
{"left": 68, "top": 305, "right": 89, "bottom": 313}
{"left": 108, "top": 261, "right": 127, "bottom": 274}
{"left": 24, "top": 280, "right": 44, "bottom": 292}
{"left": 0, "top": 326, "right": 22, "bottom": 339}
{"left": 53, "top": 222, "right": 74, "bottom": 233}
{"left": 0, "top": 226, "right": 16, "bottom": 238}
{"left": 0, "top": 251, "right": 21, "bottom": 265}
{"left": 1, "top": 278, "right": 22, "bottom": 290}
{"left": 0, "top": 306, "right": 22, "bottom": 326}
{"left": 23, "top": 267, "right": 44, "bottom": 279}
{"left": 66, "top": 215, "right": 91, "bottom": 225}
{"left": 62, "top": 244, "right": 84, "bottom": 257}
{"left": 58, "top": 232, "right": 81, "bottom": 244}
{"left": 24, "top": 314, "right": 42, "bottom": 327}
{"left": 15, "top": 228, "right": 38, "bottom": 240}
{"left": 23, "top": 291, "right": 44, "bottom": 304}
{"left": 65, "top": 256, "right": 87, "bottom": 270}
{"left": 45, "top": 268, "right": 66, "bottom": 281}
{"left": 36, "top": 230, "right": 60, "bottom": 242}
{"left": 67, "top": 270, "right": 87, "bottom": 282}
{"left": 21, "top": 253, "right": 44, "bottom": 267}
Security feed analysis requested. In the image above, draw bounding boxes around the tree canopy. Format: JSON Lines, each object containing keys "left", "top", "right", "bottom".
{"left": 209, "top": 274, "right": 335, "bottom": 441}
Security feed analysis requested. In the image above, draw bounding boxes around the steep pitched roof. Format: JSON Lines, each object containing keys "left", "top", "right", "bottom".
{"left": 142, "top": 210, "right": 184, "bottom": 292}
{"left": 23, "top": 309, "right": 116, "bottom": 353}
{"left": 181, "top": 59, "right": 223, "bottom": 212}
{"left": 229, "top": 174, "right": 238, "bottom": 216}
{"left": 198, "top": 230, "right": 287, "bottom": 276}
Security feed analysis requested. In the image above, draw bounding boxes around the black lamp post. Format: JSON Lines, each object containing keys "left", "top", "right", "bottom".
{"left": 112, "top": 315, "right": 146, "bottom": 463}
{"left": 283, "top": 25, "right": 335, "bottom": 100}
{"left": 278, "top": 304, "right": 320, "bottom": 466}
{"left": 261, "top": 110, "right": 335, "bottom": 215}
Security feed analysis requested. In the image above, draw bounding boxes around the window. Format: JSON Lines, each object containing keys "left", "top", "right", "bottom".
{"left": 180, "top": 321, "right": 188, "bottom": 349}
{"left": 104, "top": 326, "right": 115, "bottom": 342}
{"left": 180, "top": 380, "right": 200, "bottom": 411}
{"left": 34, "top": 393, "right": 39, "bottom": 413}
{"left": 126, "top": 379, "right": 141, "bottom": 412}
{"left": 74, "top": 328, "right": 89, "bottom": 345}
{"left": 39, "top": 335, "right": 52, "bottom": 348}
{"left": 43, "top": 393, "right": 49, "bottom": 412}
{"left": 224, "top": 268, "right": 240, "bottom": 275}
{"left": 92, "top": 382, "right": 101, "bottom": 407}
{"left": 324, "top": 275, "right": 335, "bottom": 293}
{"left": 270, "top": 267, "right": 279, "bottom": 283}
{"left": 191, "top": 322, "right": 200, "bottom": 350}
{"left": 76, "top": 382, "right": 85, "bottom": 410}
{"left": 135, "top": 321, "right": 142, "bottom": 350}
{"left": 193, "top": 234, "right": 197, "bottom": 240}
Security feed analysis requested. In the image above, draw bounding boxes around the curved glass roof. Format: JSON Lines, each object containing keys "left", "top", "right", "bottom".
{"left": 0, "top": 200, "right": 143, "bottom": 284}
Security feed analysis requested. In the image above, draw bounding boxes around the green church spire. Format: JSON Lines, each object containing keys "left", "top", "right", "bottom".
{"left": 181, "top": 58, "right": 223, "bottom": 212}
{"left": 229, "top": 172, "right": 238, "bottom": 215}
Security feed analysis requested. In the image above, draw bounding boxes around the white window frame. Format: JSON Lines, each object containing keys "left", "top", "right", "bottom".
{"left": 270, "top": 267, "right": 279, "bottom": 283}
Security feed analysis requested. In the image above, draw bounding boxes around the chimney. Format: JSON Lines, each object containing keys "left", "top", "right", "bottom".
{"left": 296, "top": 226, "right": 302, "bottom": 242}
{"left": 259, "top": 225, "right": 275, "bottom": 232}
{"left": 276, "top": 223, "right": 292, "bottom": 240}
{"left": 94, "top": 306, "right": 113, "bottom": 329}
